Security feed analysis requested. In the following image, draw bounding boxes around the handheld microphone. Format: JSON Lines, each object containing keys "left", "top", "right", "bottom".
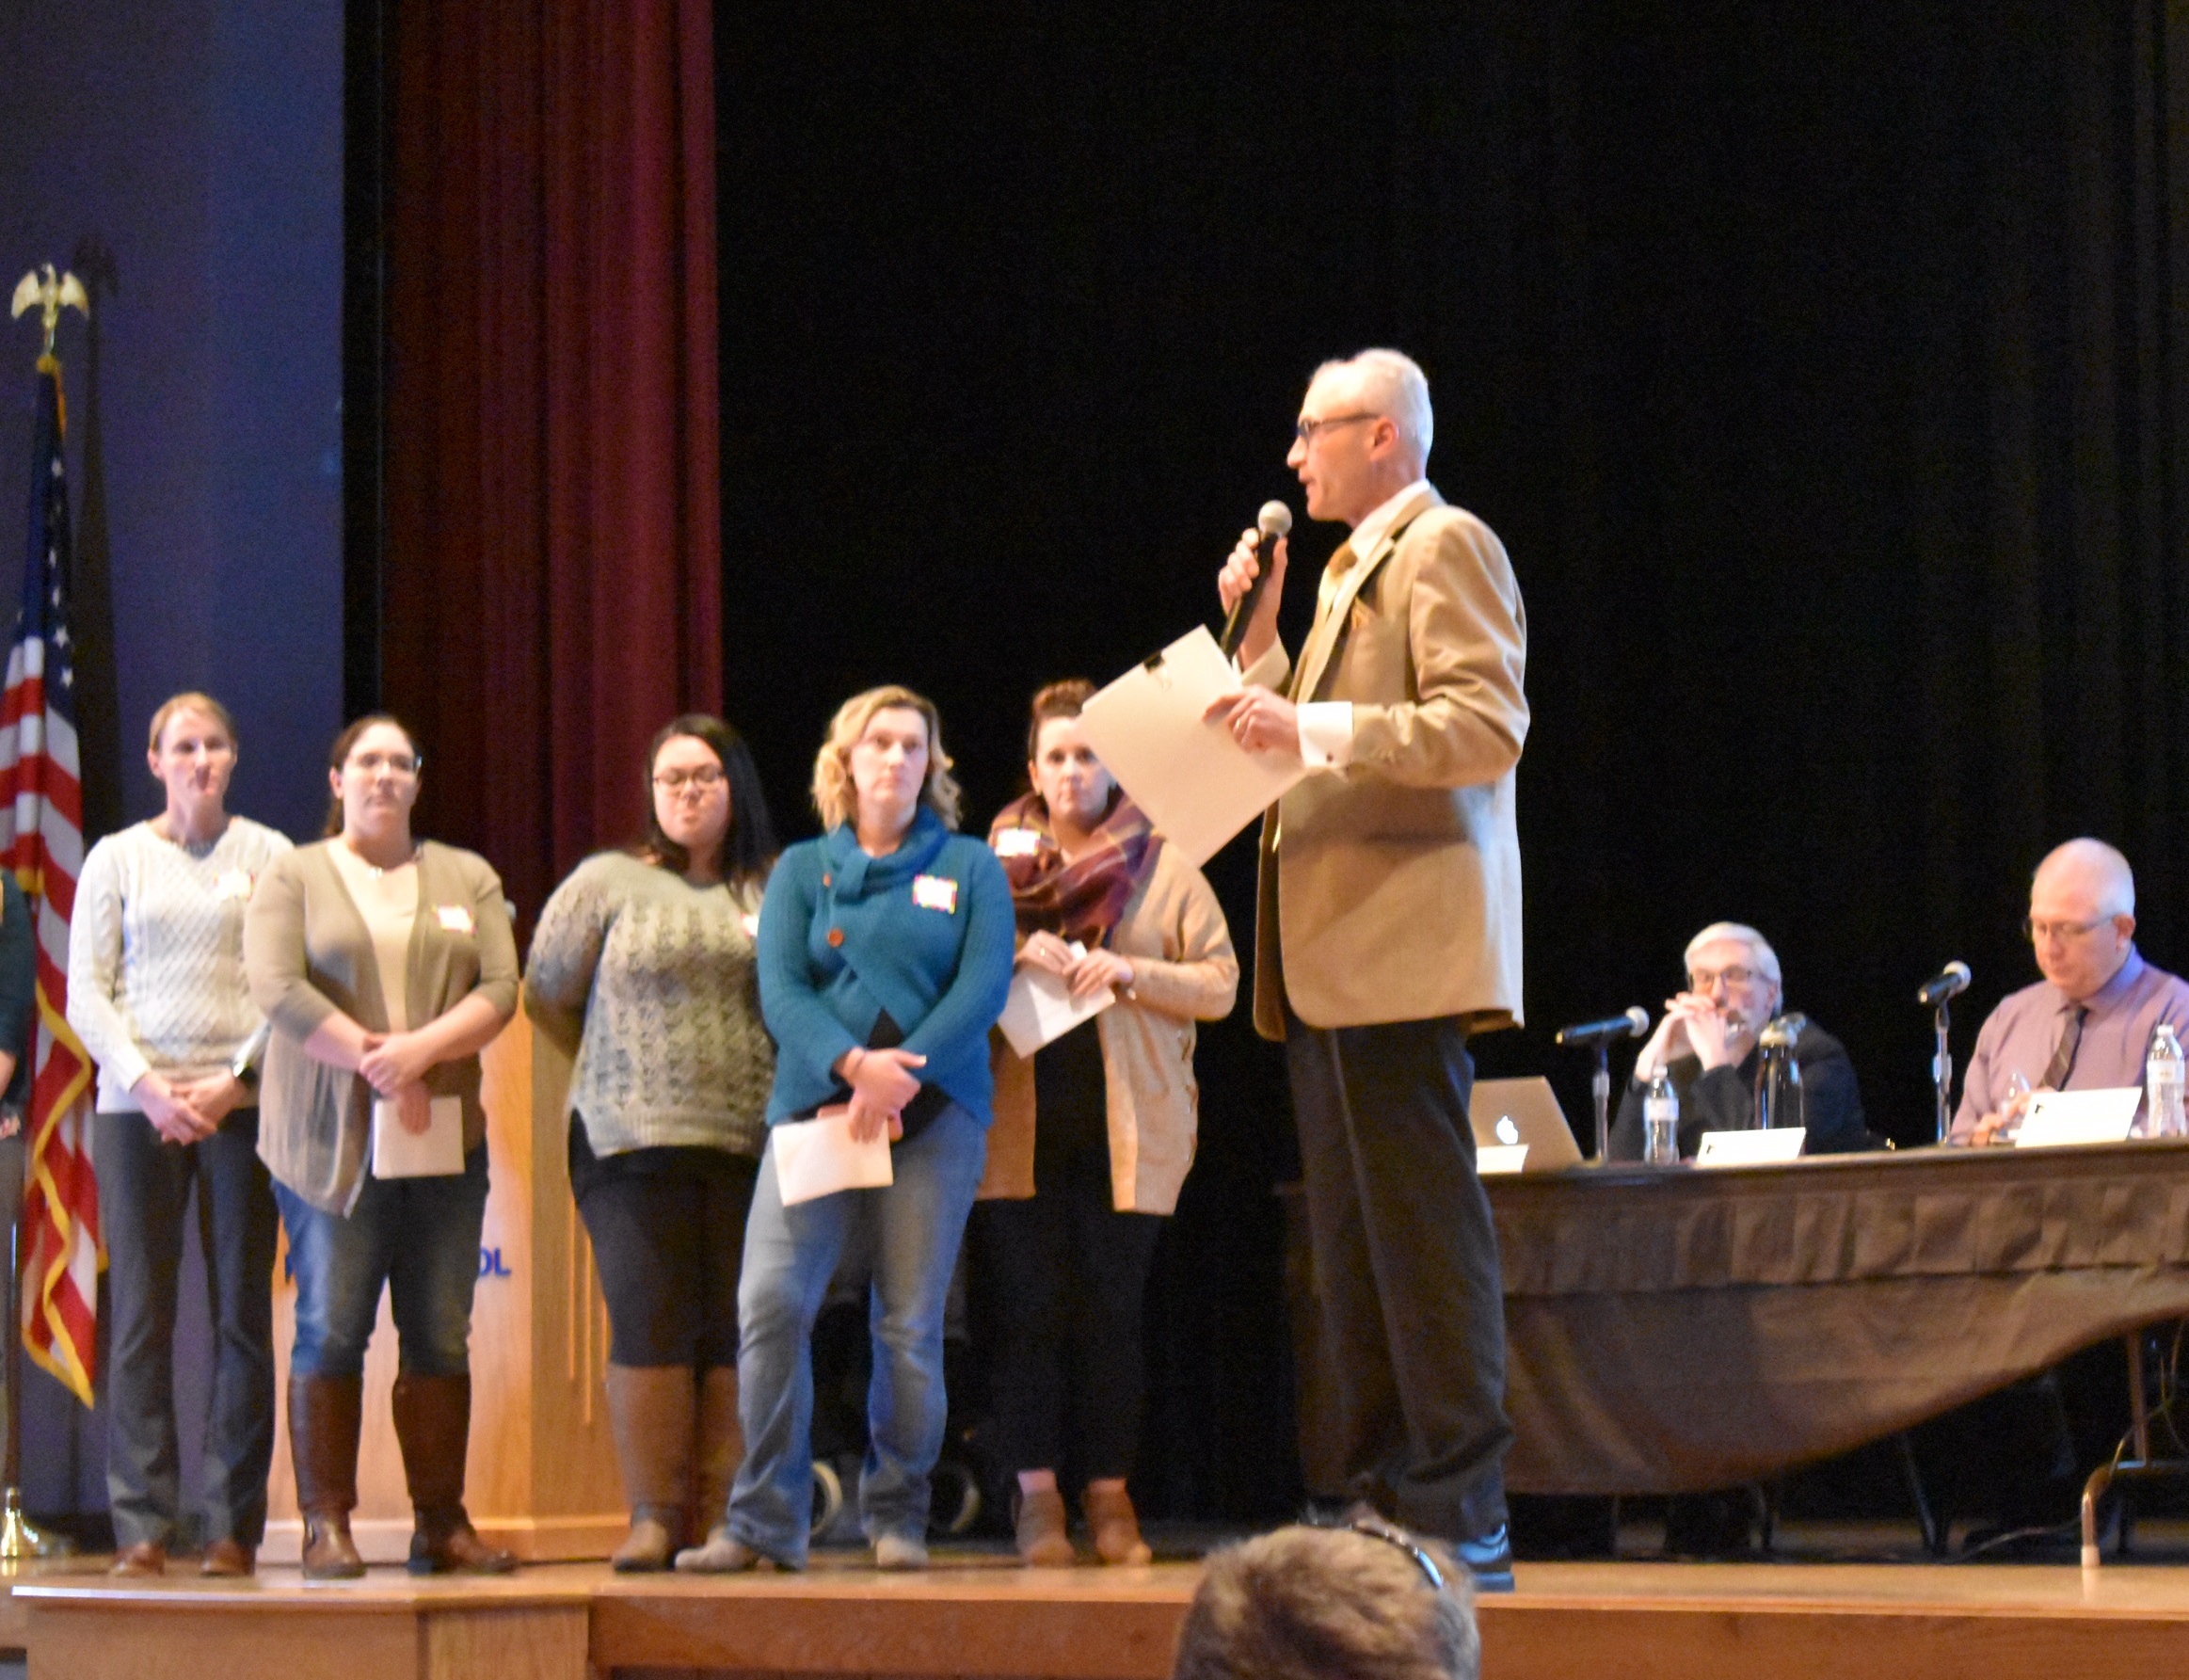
{"left": 1916, "top": 961, "right": 1971, "bottom": 1008}
{"left": 1554, "top": 1007, "right": 1650, "bottom": 1048}
{"left": 1218, "top": 501, "right": 1294, "bottom": 660}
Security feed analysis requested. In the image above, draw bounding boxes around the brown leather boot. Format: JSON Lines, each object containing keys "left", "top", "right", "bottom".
{"left": 691, "top": 1366, "right": 743, "bottom": 1549}
{"left": 391, "top": 1372, "right": 517, "bottom": 1575}
{"left": 1083, "top": 1480, "right": 1153, "bottom": 1567}
{"left": 603, "top": 1364, "right": 693, "bottom": 1572}
{"left": 291, "top": 1373, "right": 366, "bottom": 1579}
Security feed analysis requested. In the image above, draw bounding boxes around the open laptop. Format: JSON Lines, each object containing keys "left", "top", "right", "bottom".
{"left": 1467, "top": 1077, "right": 1585, "bottom": 1173}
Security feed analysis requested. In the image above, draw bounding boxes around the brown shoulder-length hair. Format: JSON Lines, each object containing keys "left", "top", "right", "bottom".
{"left": 637, "top": 713, "right": 778, "bottom": 893}
{"left": 321, "top": 712, "right": 420, "bottom": 838}
{"left": 810, "top": 685, "right": 962, "bottom": 832}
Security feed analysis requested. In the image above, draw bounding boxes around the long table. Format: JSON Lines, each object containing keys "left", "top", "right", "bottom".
{"left": 1489, "top": 1140, "right": 2189, "bottom": 1495}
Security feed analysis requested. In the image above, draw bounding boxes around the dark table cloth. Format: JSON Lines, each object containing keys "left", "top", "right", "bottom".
{"left": 1486, "top": 1142, "right": 2189, "bottom": 1494}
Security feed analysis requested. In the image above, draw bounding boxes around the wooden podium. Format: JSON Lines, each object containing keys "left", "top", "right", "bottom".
{"left": 261, "top": 1008, "right": 628, "bottom": 1561}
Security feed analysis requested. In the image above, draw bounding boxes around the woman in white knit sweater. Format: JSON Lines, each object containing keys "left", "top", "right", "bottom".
{"left": 523, "top": 714, "right": 778, "bottom": 1571}
{"left": 67, "top": 694, "right": 292, "bottom": 1576}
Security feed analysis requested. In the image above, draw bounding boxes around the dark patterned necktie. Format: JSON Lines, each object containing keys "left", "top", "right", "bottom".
{"left": 2042, "top": 1003, "right": 2088, "bottom": 1089}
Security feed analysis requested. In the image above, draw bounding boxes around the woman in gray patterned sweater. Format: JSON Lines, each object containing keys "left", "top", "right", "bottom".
{"left": 524, "top": 714, "right": 778, "bottom": 1570}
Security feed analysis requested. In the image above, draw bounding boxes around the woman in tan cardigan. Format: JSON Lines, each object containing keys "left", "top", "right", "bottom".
{"left": 244, "top": 714, "right": 519, "bottom": 1579}
{"left": 981, "top": 681, "right": 1238, "bottom": 1568}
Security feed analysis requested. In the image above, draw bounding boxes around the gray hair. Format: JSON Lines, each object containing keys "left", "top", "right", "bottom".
{"left": 1685, "top": 921, "right": 1782, "bottom": 989}
{"left": 1314, "top": 348, "right": 1434, "bottom": 468}
{"left": 2035, "top": 838, "right": 2135, "bottom": 919}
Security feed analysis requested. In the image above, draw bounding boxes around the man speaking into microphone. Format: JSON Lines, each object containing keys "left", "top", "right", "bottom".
{"left": 1207, "top": 349, "right": 1526, "bottom": 1590}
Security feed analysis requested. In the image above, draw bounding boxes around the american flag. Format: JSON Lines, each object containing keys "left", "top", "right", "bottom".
{"left": 0, "top": 355, "right": 100, "bottom": 1406}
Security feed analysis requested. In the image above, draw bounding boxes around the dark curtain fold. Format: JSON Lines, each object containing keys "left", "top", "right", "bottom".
{"left": 381, "top": 0, "right": 721, "bottom": 928}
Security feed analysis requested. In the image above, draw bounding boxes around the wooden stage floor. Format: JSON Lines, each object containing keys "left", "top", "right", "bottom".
{"left": 8, "top": 1548, "right": 2189, "bottom": 1680}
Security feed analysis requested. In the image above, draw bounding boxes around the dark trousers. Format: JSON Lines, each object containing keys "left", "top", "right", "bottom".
{"left": 94, "top": 1108, "right": 280, "bottom": 1549}
{"left": 979, "top": 1135, "right": 1165, "bottom": 1482}
{"left": 571, "top": 1121, "right": 757, "bottom": 1369}
{"left": 1286, "top": 1006, "right": 1511, "bottom": 1541}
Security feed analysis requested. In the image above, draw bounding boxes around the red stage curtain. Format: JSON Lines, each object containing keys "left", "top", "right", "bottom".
{"left": 381, "top": 0, "right": 721, "bottom": 927}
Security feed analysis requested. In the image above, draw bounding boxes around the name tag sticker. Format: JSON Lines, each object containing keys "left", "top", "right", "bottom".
{"left": 993, "top": 827, "right": 1043, "bottom": 859}
{"left": 911, "top": 874, "right": 958, "bottom": 914}
{"left": 1696, "top": 1128, "right": 1807, "bottom": 1167}
{"left": 436, "top": 904, "right": 476, "bottom": 935}
{"left": 214, "top": 869, "right": 254, "bottom": 902}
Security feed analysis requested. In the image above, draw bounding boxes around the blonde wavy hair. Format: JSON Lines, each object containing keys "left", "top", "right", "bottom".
{"left": 810, "top": 685, "right": 962, "bottom": 832}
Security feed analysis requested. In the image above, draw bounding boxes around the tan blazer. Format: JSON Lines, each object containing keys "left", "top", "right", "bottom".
{"left": 1243, "top": 485, "right": 1527, "bottom": 1038}
{"left": 982, "top": 842, "right": 1238, "bottom": 1215}
{"left": 245, "top": 840, "right": 519, "bottom": 1214}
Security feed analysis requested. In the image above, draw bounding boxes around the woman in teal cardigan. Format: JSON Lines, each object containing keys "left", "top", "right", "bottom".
{"left": 679, "top": 684, "right": 1013, "bottom": 1574}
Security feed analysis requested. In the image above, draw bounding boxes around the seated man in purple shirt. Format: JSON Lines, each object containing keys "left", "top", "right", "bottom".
{"left": 1953, "top": 839, "right": 2189, "bottom": 1145}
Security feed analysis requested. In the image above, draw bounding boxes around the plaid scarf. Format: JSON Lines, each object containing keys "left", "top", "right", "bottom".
{"left": 988, "top": 790, "right": 1159, "bottom": 948}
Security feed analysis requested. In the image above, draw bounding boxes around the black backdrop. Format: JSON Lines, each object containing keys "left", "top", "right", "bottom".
{"left": 713, "top": 2, "right": 2189, "bottom": 1522}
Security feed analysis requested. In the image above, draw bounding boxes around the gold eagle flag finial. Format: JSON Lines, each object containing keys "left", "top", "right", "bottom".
{"left": 10, "top": 264, "right": 89, "bottom": 361}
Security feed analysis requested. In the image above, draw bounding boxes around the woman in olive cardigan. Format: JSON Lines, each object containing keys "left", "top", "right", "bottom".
{"left": 244, "top": 714, "right": 519, "bottom": 1580}
{"left": 979, "top": 681, "right": 1237, "bottom": 1568}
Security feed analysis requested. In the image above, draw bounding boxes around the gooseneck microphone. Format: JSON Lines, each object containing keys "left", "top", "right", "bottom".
{"left": 1916, "top": 962, "right": 1971, "bottom": 1008}
{"left": 1218, "top": 501, "right": 1295, "bottom": 660}
{"left": 1920, "top": 960, "right": 1971, "bottom": 1144}
{"left": 1553, "top": 1007, "right": 1650, "bottom": 1048}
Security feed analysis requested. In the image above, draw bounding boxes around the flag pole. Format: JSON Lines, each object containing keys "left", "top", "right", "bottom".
{"left": 0, "top": 267, "right": 87, "bottom": 1570}
{"left": 1, "top": 1199, "right": 53, "bottom": 1566}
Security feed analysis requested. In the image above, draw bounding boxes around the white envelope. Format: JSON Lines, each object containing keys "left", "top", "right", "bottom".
{"left": 2017, "top": 1086, "right": 2142, "bottom": 1148}
{"left": 1079, "top": 625, "right": 1311, "bottom": 865}
{"left": 774, "top": 1105, "right": 894, "bottom": 1206}
{"left": 372, "top": 1094, "right": 464, "bottom": 1178}
{"left": 997, "top": 941, "right": 1115, "bottom": 1057}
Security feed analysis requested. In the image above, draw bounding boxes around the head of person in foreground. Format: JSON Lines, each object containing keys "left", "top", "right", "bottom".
{"left": 1171, "top": 1523, "right": 1479, "bottom": 1680}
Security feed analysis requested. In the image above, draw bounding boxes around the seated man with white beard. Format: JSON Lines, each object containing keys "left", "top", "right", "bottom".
{"left": 1608, "top": 921, "right": 1871, "bottom": 1160}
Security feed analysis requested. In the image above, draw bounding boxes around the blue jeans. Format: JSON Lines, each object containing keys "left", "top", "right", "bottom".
{"left": 728, "top": 1103, "right": 986, "bottom": 1566}
{"left": 275, "top": 1147, "right": 489, "bottom": 1378}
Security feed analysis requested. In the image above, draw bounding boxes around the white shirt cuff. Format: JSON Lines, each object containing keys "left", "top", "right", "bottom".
{"left": 1297, "top": 702, "right": 1355, "bottom": 770}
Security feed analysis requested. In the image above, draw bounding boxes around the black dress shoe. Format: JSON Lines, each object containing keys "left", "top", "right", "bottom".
{"left": 1452, "top": 1524, "right": 1515, "bottom": 1593}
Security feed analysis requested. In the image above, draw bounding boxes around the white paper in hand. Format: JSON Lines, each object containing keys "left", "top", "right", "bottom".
{"left": 998, "top": 942, "right": 1115, "bottom": 1057}
{"left": 773, "top": 1105, "right": 894, "bottom": 1206}
{"left": 1079, "top": 625, "right": 1310, "bottom": 865}
{"left": 372, "top": 1094, "right": 464, "bottom": 1178}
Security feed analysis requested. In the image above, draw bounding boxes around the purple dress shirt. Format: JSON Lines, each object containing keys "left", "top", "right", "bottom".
{"left": 1951, "top": 947, "right": 2189, "bottom": 1142}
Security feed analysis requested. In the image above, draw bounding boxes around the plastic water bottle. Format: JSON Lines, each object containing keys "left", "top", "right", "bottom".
{"left": 1643, "top": 1068, "right": 1679, "bottom": 1165}
{"left": 2147, "top": 1024, "right": 2186, "bottom": 1140}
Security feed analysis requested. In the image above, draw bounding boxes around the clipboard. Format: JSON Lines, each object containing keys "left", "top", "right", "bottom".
{"left": 1078, "top": 625, "right": 1310, "bottom": 865}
